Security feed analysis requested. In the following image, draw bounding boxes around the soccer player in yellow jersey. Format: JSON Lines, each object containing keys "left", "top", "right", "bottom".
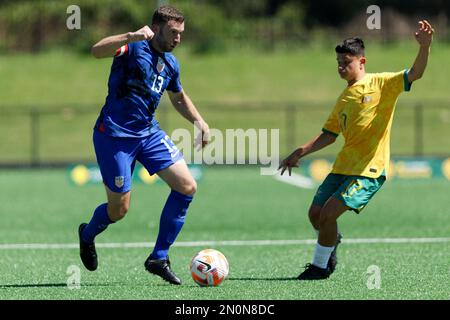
{"left": 279, "top": 20, "right": 434, "bottom": 280}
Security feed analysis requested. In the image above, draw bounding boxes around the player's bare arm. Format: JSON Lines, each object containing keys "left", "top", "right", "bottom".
{"left": 91, "top": 25, "right": 154, "bottom": 59}
{"left": 168, "top": 90, "right": 210, "bottom": 148}
{"left": 279, "top": 132, "right": 336, "bottom": 176}
{"left": 407, "top": 20, "right": 434, "bottom": 83}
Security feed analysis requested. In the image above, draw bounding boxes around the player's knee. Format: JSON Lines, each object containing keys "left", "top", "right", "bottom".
{"left": 318, "top": 214, "right": 329, "bottom": 229}
{"left": 318, "top": 209, "right": 337, "bottom": 227}
{"left": 108, "top": 201, "right": 130, "bottom": 221}
{"left": 119, "top": 202, "right": 129, "bottom": 218}
{"left": 179, "top": 179, "right": 197, "bottom": 196}
{"left": 308, "top": 206, "right": 321, "bottom": 221}
{"left": 115, "top": 205, "right": 129, "bottom": 220}
{"left": 308, "top": 206, "right": 321, "bottom": 229}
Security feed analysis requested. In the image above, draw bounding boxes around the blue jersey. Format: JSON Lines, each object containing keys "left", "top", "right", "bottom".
{"left": 95, "top": 40, "right": 183, "bottom": 138}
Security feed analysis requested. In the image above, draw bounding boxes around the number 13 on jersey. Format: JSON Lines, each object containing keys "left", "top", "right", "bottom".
{"left": 151, "top": 74, "right": 164, "bottom": 93}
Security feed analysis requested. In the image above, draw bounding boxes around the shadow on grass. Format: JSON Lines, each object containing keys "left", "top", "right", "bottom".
{"left": 0, "top": 282, "right": 117, "bottom": 289}
{"left": 227, "top": 277, "right": 297, "bottom": 281}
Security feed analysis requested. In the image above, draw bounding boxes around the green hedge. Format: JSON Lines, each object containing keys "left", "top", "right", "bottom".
{"left": 0, "top": 0, "right": 308, "bottom": 54}
{"left": 0, "top": 0, "right": 448, "bottom": 54}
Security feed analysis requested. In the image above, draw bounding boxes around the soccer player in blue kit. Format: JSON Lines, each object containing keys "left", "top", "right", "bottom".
{"left": 78, "top": 6, "right": 210, "bottom": 285}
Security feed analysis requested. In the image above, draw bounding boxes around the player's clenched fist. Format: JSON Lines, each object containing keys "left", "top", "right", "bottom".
{"left": 128, "top": 25, "right": 154, "bottom": 42}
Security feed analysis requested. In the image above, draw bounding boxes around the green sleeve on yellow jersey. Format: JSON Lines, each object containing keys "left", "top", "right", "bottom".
{"left": 381, "top": 69, "right": 411, "bottom": 96}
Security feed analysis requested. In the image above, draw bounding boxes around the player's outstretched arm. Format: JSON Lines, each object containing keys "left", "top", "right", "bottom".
{"left": 168, "top": 90, "right": 210, "bottom": 149}
{"left": 407, "top": 20, "right": 434, "bottom": 83}
{"left": 91, "top": 26, "right": 154, "bottom": 59}
{"left": 278, "top": 132, "right": 336, "bottom": 176}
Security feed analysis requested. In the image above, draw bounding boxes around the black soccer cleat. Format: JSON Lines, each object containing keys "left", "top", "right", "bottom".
{"left": 78, "top": 223, "right": 98, "bottom": 271}
{"left": 144, "top": 256, "right": 181, "bottom": 285}
{"left": 328, "top": 232, "right": 343, "bottom": 274}
{"left": 297, "top": 263, "right": 331, "bottom": 280}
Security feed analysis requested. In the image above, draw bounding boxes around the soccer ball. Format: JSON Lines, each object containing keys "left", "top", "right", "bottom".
{"left": 190, "top": 249, "right": 229, "bottom": 286}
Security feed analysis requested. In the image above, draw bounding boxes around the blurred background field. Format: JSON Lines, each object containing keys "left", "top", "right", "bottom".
{"left": 0, "top": 45, "right": 449, "bottom": 164}
{"left": 0, "top": 0, "right": 449, "bottom": 165}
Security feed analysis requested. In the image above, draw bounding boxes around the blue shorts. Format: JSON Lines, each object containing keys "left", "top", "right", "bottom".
{"left": 312, "top": 173, "right": 386, "bottom": 213}
{"left": 93, "top": 127, "right": 183, "bottom": 193}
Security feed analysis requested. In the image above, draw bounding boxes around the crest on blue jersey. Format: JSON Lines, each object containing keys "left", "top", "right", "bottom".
{"left": 156, "top": 57, "right": 165, "bottom": 73}
{"left": 115, "top": 176, "right": 124, "bottom": 188}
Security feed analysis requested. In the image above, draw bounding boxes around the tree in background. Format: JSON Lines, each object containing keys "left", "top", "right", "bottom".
{"left": 0, "top": 0, "right": 447, "bottom": 53}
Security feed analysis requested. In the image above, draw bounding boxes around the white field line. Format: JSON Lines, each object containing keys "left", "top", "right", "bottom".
{"left": 1, "top": 237, "right": 450, "bottom": 250}
{"left": 273, "top": 172, "right": 315, "bottom": 189}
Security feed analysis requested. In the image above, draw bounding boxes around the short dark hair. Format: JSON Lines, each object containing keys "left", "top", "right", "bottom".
{"left": 335, "top": 37, "right": 365, "bottom": 56}
{"left": 152, "top": 5, "right": 184, "bottom": 25}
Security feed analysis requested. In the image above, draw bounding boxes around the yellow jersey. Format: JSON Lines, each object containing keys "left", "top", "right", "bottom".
{"left": 323, "top": 70, "right": 411, "bottom": 178}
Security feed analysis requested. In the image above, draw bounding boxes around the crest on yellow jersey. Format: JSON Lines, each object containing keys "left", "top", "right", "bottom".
{"left": 362, "top": 95, "right": 373, "bottom": 103}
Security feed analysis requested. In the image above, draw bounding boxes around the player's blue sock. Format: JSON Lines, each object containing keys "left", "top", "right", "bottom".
{"left": 150, "top": 190, "right": 193, "bottom": 260}
{"left": 81, "top": 203, "right": 114, "bottom": 244}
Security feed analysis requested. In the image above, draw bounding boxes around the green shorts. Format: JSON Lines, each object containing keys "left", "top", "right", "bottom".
{"left": 312, "top": 173, "right": 386, "bottom": 213}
